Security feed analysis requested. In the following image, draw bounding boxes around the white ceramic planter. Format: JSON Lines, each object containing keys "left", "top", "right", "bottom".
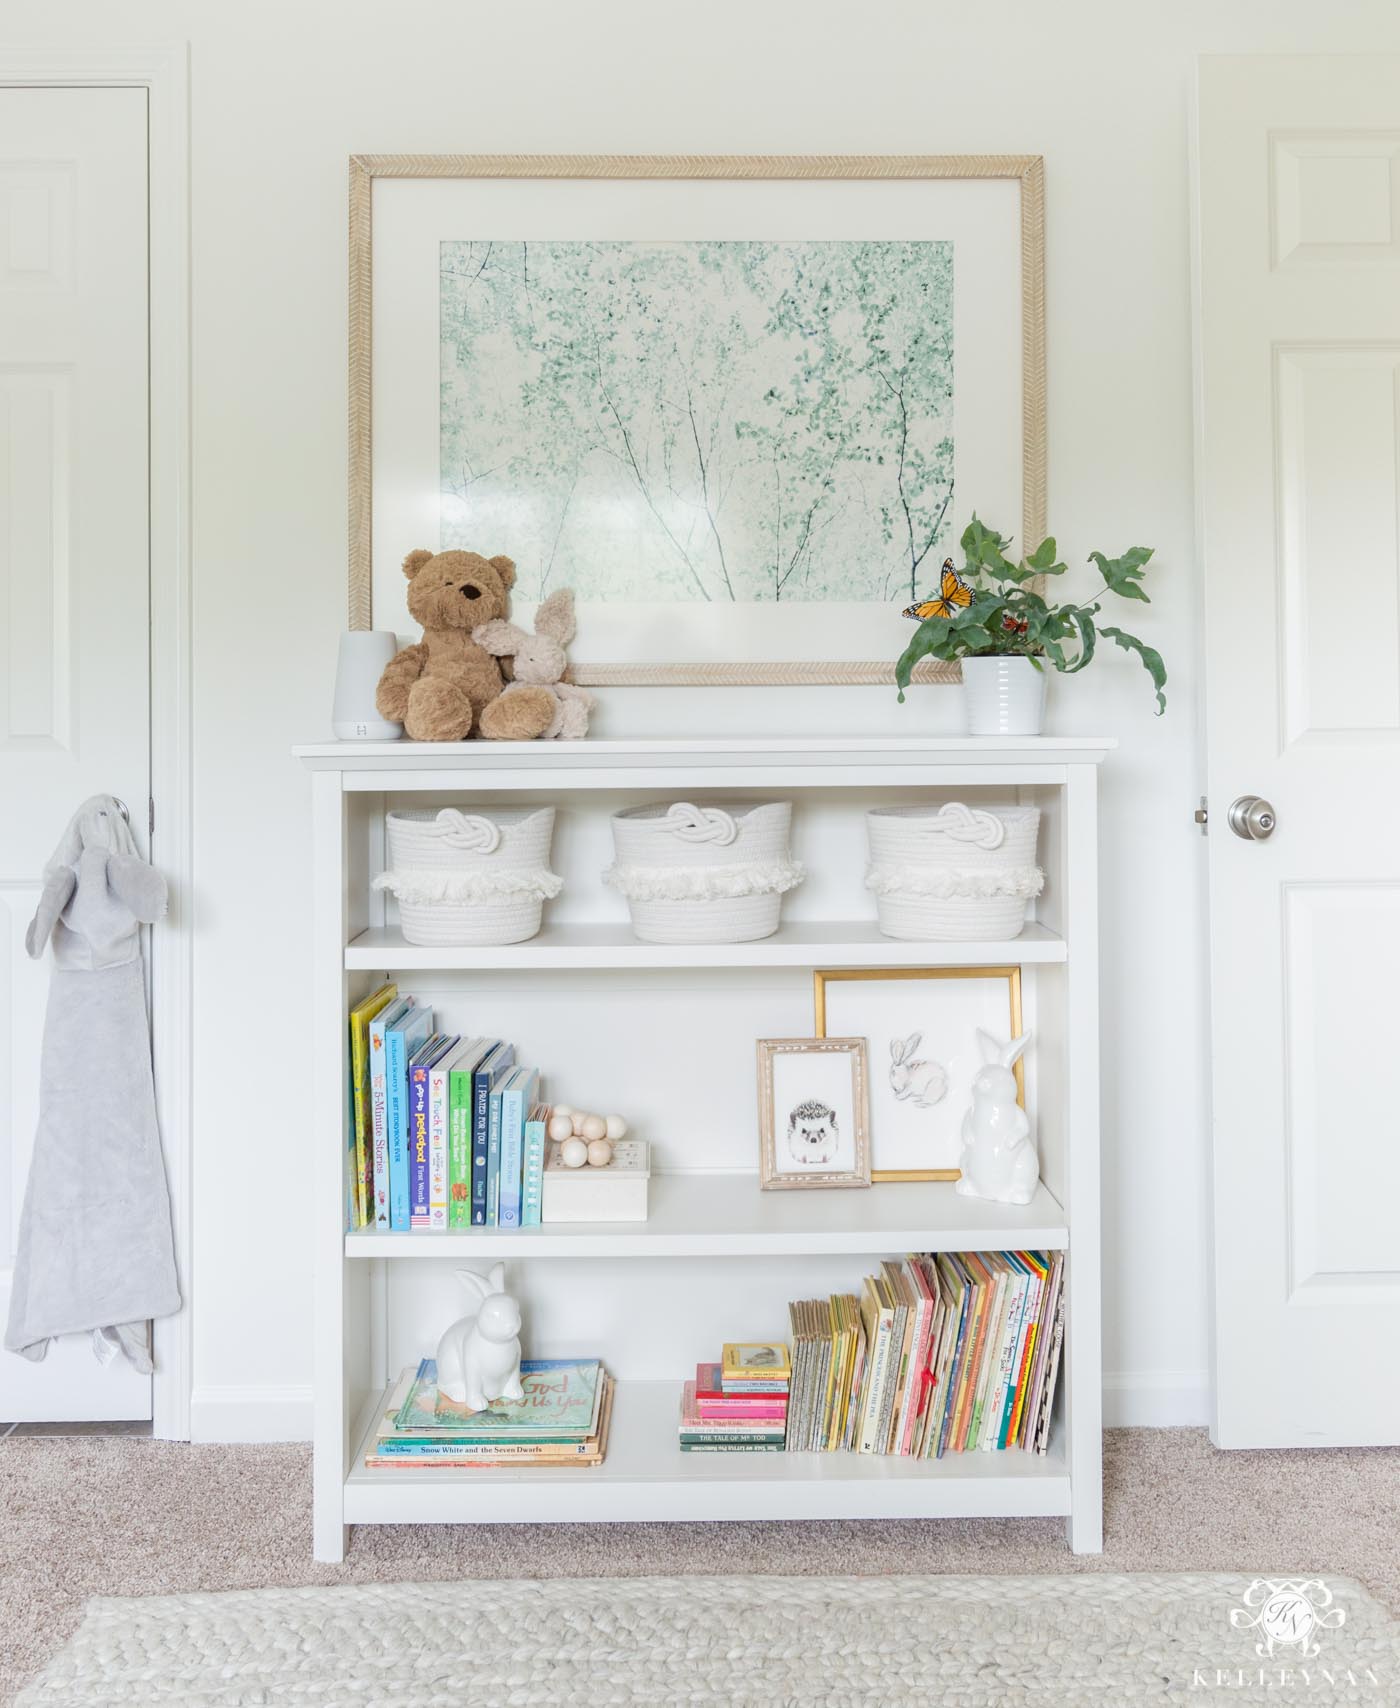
{"left": 960, "top": 655, "right": 1048, "bottom": 736}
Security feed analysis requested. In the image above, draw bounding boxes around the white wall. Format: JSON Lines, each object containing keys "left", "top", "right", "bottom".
{"left": 8, "top": 0, "right": 1400, "bottom": 1439}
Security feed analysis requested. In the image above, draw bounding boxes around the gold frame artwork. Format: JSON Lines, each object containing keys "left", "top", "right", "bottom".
{"left": 756, "top": 1036, "right": 872, "bottom": 1191}
{"left": 347, "top": 153, "right": 1046, "bottom": 683}
{"left": 813, "top": 966, "right": 1024, "bottom": 1182}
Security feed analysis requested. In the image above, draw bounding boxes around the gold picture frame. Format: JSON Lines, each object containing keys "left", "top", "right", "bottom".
{"left": 756, "top": 1036, "right": 871, "bottom": 1191}
{"left": 814, "top": 966, "right": 1024, "bottom": 1182}
{"left": 348, "top": 152, "right": 1046, "bottom": 683}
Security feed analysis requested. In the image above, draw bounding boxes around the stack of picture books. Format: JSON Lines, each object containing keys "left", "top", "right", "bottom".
{"left": 787, "top": 1251, "right": 1064, "bottom": 1457}
{"left": 677, "top": 1343, "right": 791, "bottom": 1453}
{"left": 366, "top": 1357, "right": 613, "bottom": 1468}
{"left": 347, "top": 983, "right": 550, "bottom": 1233}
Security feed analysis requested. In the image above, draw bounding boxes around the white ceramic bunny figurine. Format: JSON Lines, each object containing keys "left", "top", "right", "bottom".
{"left": 955, "top": 1029, "right": 1037, "bottom": 1205}
{"left": 888, "top": 1032, "right": 948, "bottom": 1108}
{"left": 434, "top": 1263, "right": 524, "bottom": 1411}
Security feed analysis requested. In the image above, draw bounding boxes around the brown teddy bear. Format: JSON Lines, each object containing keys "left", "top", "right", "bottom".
{"left": 374, "top": 548, "right": 555, "bottom": 742}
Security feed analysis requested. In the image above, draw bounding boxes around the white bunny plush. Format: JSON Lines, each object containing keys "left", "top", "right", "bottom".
{"left": 888, "top": 1032, "right": 948, "bottom": 1108}
{"left": 434, "top": 1262, "right": 524, "bottom": 1411}
{"left": 955, "top": 1030, "right": 1037, "bottom": 1205}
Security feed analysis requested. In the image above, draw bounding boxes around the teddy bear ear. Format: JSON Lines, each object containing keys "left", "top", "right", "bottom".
{"left": 402, "top": 549, "right": 434, "bottom": 580}
{"left": 488, "top": 554, "right": 517, "bottom": 591}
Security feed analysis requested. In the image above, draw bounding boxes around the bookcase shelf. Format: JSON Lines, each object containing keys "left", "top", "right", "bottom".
{"left": 300, "top": 736, "right": 1108, "bottom": 1563}
{"left": 345, "top": 920, "right": 1067, "bottom": 972}
{"left": 344, "top": 1379, "right": 1072, "bottom": 1527}
{"left": 345, "top": 1175, "right": 1069, "bottom": 1259}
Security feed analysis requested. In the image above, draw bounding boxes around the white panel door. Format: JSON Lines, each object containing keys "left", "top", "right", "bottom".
{"left": 0, "top": 88, "right": 151, "bottom": 1421}
{"left": 1197, "top": 55, "right": 1400, "bottom": 1446}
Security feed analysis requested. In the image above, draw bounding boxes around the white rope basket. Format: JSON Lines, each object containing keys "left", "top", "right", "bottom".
{"left": 865, "top": 802, "right": 1043, "bottom": 941}
{"left": 375, "top": 807, "right": 561, "bottom": 946}
{"left": 604, "top": 801, "right": 803, "bottom": 944}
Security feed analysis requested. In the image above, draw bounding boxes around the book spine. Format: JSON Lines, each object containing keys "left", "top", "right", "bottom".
{"left": 936, "top": 1290, "right": 972, "bottom": 1459}
{"left": 448, "top": 1071, "right": 472, "bottom": 1229}
{"left": 857, "top": 1312, "right": 893, "bottom": 1455}
{"left": 521, "top": 1114, "right": 546, "bottom": 1228}
{"left": 385, "top": 1030, "right": 410, "bottom": 1232}
{"left": 428, "top": 1060, "right": 450, "bottom": 1232}
{"left": 485, "top": 1087, "right": 504, "bottom": 1227}
{"left": 369, "top": 1020, "right": 392, "bottom": 1230}
{"left": 409, "top": 1061, "right": 432, "bottom": 1228}
{"left": 678, "top": 1442, "right": 785, "bottom": 1454}
{"left": 349, "top": 1018, "right": 370, "bottom": 1231}
{"left": 471, "top": 1068, "right": 491, "bottom": 1227}
{"left": 498, "top": 1083, "right": 525, "bottom": 1230}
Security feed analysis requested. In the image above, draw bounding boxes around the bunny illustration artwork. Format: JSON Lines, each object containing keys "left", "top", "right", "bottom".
{"left": 787, "top": 1099, "right": 839, "bottom": 1166}
{"left": 434, "top": 1262, "right": 524, "bottom": 1411}
{"left": 955, "top": 1029, "right": 1037, "bottom": 1205}
{"left": 888, "top": 1032, "right": 948, "bottom": 1109}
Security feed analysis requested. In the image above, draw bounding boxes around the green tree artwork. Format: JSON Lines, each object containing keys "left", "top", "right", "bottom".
{"left": 440, "top": 239, "right": 954, "bottom": 604}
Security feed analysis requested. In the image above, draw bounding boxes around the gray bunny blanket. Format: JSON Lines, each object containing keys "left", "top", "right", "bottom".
{"left": 4, "top": 796, "right": 180, "bottom": 1369}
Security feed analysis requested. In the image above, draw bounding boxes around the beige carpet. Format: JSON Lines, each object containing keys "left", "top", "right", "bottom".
{"left": 2, "top": 1428, "right": 1398, "bottom": 1704}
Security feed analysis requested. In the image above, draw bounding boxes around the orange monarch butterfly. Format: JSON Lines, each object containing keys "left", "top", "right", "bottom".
{"left": 903, "top": 559, "right": 973, "bottom": 621}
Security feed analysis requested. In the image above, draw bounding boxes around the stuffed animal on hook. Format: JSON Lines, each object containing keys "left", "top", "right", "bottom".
{"left": 434, "top": 1262, "right": 524, "bottom": 1411}
{"left": 955, "top": 1029, "right": 1037, "bottom": 1205}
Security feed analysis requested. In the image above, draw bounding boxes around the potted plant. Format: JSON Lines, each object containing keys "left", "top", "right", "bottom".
{"left": 895, "top": 517, "right": 1166, "bottom": 735}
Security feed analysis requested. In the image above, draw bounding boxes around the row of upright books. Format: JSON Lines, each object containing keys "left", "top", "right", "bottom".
{"left": 367, "top": 1358, "right": 613, "bottom": 1468}
{"left": 787, "top": 1250, "right": 1064, "bottom": 1457}
{"left": 347, "top": 982, "right": 545, "bottom": 1232}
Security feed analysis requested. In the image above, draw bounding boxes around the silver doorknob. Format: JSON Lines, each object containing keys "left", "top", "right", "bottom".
{"left": 1228, "top": 795, "right": 1276, "bottom": 841}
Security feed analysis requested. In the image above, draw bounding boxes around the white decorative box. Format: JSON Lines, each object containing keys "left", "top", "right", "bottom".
{"left": 542, "top": 1139, "right": 650, "bottom": 1223}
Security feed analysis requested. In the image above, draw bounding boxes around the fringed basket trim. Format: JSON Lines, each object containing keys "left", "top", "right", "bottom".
{"left": 373, "top": 867, "right": 564, "bottom": 905}
{"left": 864, "top": 863, "right": 1045, "bottom": 901}
{"left": 603, "top": 858, "right": 806, "bottom": 904}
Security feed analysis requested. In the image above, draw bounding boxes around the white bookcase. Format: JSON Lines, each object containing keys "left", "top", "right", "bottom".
{"left": 297, "top": 736, "right": 1110, "bottom": 1562}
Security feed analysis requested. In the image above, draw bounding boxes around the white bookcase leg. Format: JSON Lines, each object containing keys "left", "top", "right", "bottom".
{"left": 1064, "top": 762, "right": 1104, "bottom": 1555}
{"left": 312, "top": 769, "right": 349, "bottom": 1566}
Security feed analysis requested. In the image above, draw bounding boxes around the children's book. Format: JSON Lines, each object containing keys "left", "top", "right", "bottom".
{"left": 385, "top": 1004, "right": 433, "bottom": 1231}
{"left": 393, "top": 1357, "right": 605, "bottom": 1437}
{"left": 348, "top": 984, "right": 397, "bottom": 1230}
{"left": 720, "top": 1342, "right": 791, "bottom": 1384}
{"left": 367, "top": 1377, "right": 614, "bottom": 1467}
{"left": 446, "top": 1039, "right": 490, "bottom": 1229}
{"left": 520, "top": 1103, "right": 549, "bottom": 1228}
{"left": 678, "top": 1383, "right": 786, "bottom": 1442}
{"left": 409, "top": 1034, "right": 457, "bottom": 1228}
{"left": 486, "top": 1080, "right": 505, "bottom": 1227}
{"left": 497, "top": 1067, "right": 537, "bottom": 1230}
{"left": 428, "top": 1038, "right": 472, "bottom": 1232}
{"left": 368, "top": 994, "right": 413, "bottom": 1230}
{"left": 471, "top": 1043, "right": 515, "bottom": 1227}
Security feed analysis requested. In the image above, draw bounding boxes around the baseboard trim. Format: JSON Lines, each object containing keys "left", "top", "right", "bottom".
{"left": 189, "top": 1384, "right": 314, "bottom": 1443}
{"left": 1103, "top": 1370, "right": 1210, "bottom": 1428}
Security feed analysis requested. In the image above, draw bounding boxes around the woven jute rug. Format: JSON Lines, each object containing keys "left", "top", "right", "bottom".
{"left": 16, "top": 1571, "right": 1400, "bottom": 1706}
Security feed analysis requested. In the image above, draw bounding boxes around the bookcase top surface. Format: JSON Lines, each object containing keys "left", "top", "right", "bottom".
{"left": 294, "top": 735, "right": 1116, "bottom": 772}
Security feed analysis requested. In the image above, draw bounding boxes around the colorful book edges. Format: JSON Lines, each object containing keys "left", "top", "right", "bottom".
{"left": 521, "top": 1104, "right": 549, "bottom": 1228}
{"left": 692, "top": 1367, "right": 786, "bottom": 1419}
{"left": 348, "top": 984, "right": 397, "bottom": 1230}
{"left": 781, "top": 1251, "right": 1065, "bottom": 1459}
{"left": 446, "top": 1040, "right": 490, "bottom": 1229}
{"left": 471, "top": 1042, "right": 514, "bottom": 1227}
{"left": 367, "top": 995, "right": 412, "bottom": 1230}
{"left": 368, "top": 1361, "right": 613, "bottom": 1467}
{"left": 498, "top": 1067, "right": 537, "bottom": 1230}
{"left": 678, "top": 1382, "right": 785, "bottom": 1450}
{"left": 409, "top": 1035, "right": 458, "bottom": 1229}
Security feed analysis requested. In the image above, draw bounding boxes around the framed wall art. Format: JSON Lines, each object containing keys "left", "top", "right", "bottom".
{"left": 813, "top": 966, "right": 1024, "bottom": 1181}
{"left": 349, "top": 154, "right": 1045, "bottom": 685}
{"left": 756, "top": 1036, "right": 871, "bottom": 1191}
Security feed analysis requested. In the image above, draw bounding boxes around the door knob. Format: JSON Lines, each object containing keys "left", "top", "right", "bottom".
{"left": 1228, "top": 795, "right": 1276, "bottom": 841}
